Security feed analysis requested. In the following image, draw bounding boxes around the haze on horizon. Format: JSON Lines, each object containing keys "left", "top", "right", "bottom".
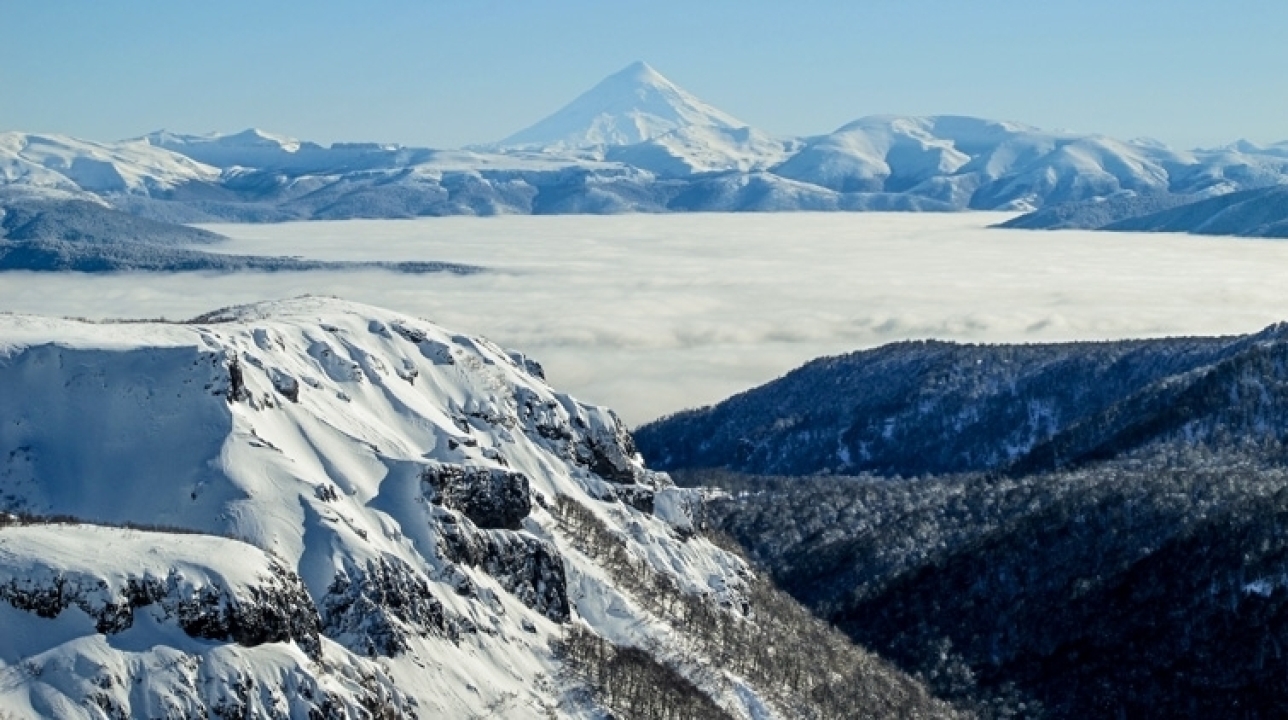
{"left": 3, "top": 0, "right": 1285, "bottom": 151}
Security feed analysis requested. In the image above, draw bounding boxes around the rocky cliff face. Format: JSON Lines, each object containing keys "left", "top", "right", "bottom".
{"left": 0, "top": 524, "right": 321, "bottom": 656}
{"left": 0, "top": 298, "right": 950, "bottom": 719}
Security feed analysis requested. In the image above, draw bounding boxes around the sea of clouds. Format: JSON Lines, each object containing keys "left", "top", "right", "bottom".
{"left": 4, "top": 212, "right": 1288, "bottom": 425}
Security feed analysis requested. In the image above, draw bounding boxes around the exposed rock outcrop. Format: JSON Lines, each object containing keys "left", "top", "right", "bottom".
{"left": 437, "top": 517, "right": 570, "bottom": 622}
{"left": 421, "top": 463, "right": 532, "bottom": 531}
{"left": 319, "top": 555, "right": 447, "bottom": 657}
{"left": 0, "top": 525, "right": 321, "bottom": 659}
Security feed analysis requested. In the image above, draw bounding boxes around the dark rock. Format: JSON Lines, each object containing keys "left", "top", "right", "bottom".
{"left": 319, "top": 555, "right": 447, "bottom": 657}
{"left": 270, "top": 369, "right": 299, "bottom": 402}
{"left": 421, "top": 463, "right": 532, "bottom": 531}
{"left": 226, "top": 356, "right": 247, "bottom": 402}
{"left": 438, "top": 523, "right": 570, "bottom": 623}
{"left": 614, "top": 485, "right": 655, "bottom": 514}
{"left": 0, "top": 559, "right": 322, "bottom": 660}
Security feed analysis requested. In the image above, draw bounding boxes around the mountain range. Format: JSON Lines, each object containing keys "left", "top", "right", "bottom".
{"left": 4, "top": 62, "right": 1286, "bottom": 234}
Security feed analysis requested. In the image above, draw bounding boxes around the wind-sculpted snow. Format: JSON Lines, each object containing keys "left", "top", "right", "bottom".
{"left": 2, "top": 297, "right": 909, "bottom": 718}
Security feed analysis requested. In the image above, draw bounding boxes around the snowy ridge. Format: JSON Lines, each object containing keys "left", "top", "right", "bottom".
{"left": 0, "top": 132, "right": 219, "bottom": 195}
{"left": 7, "top": 64, "right": 1288, "bottom": 222}
{"left": 0, "top": 297, "right": 836, "bottom": 719}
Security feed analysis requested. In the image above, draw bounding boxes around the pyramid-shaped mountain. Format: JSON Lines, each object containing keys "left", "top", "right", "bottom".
{"left": 496, "top": 61, "right": 747, "bottom": 150}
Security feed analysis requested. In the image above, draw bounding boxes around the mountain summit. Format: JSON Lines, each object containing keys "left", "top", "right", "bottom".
{"left": 496, "top": 61, "right": 747, "bottom": 150}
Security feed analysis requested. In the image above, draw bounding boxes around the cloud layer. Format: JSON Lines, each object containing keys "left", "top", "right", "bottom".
{"left": 4, "top": 213, "right": 1288, "bottom": 425}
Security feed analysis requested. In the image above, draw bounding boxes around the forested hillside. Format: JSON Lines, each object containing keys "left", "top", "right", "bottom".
{"left": 637, "top": 326, "right": 1288, "bottom": 477}
{"left": 682, "top": 451, "right": 1288, "bottom": 718}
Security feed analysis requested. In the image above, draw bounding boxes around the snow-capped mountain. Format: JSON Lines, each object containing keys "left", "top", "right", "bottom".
{"left": 497, "top": 61, "right": 746, "bottom": 151}
{"left": 493, "top": 62, "right": 796, "bottom": 176}
{"left": 0, "top": 297, "right": 951, "bottom": 719}
{"left": 2, "top": 63, "right": 1288, "bottom": 226}
{"left": 605, "top": 124, "right": 799, "bottom": 177}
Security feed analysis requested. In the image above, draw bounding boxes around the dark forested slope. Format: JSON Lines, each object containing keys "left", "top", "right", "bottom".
{"left": 642, "top": 326, "right": 1288, "bottom": 717}
{"left": 686, "top": 455, "right": 1288, "bottom": 718}
{"left": 637, "top": 326, "right": 1288, "bottom": 477}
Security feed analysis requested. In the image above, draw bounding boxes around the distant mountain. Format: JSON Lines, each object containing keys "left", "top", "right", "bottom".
{"left": 0, "top": 194, "right": 480, "bottom": 273}
{"left": 1104, "top": 184, "right": 1288, "bottom": 237}
{"left": 0, "top": 131, "right": 218, "bottom": 194}
{"left": 606, "top": 125, "right": 798, "bottom": 177}
{"left": 995, "top": 193, "right": 1200, "bottom": 230}
{"left": 1002, "top": 184, "right": 1288, "bottom": 237}
{"left": 775, "top": 115, "right": 1204, "bottom": 211}
{"left": 0, "top": 194, "right": 223, "bottom": 246}
{"left": 636, "top": 326, "right": 1288, "bottom": 477}
{"left": 496, "top": 61, "right": 747, "bottom": 150}
{"left": 3, "top": 64, "right": 1288, "bottom": 223}
{"left": 493, "top": 61, "right": 796, "bottom": 177}
{"left": 139, "top": 127, "right": 433, "bottom": 174}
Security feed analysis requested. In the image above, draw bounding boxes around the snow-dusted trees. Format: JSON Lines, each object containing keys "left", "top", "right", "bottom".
{"left": 685, "top": 448, "right": 1288, "bottom": 718}
{"left": 550, "top": 495, "right": 955, "bottom": 719}
{"left": 555, "top": 625, "right": 733, "bottom": 720}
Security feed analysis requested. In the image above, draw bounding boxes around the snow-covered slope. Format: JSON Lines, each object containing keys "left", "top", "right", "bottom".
{"left": 0, "top": 523, "right": 402, "bottom": 718}
{"left": 606, "top": 125, "right": 798, "bottom": 176}
{"left": 139, "top": 128, "right": 423, "bottom": 174}
{"left": 0, "top": 132, "right": 219, "bottom": 195}
{"left": 497, "top": 61, "right": 749, "bottom": 151}
{"left": 772, "top": 115, "right": 1196, "bottom": 210}
{"left": 0, "top": 297, "right": 949, "bottom": 718}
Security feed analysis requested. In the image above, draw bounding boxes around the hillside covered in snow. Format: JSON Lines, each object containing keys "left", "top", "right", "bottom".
{"left": 3, "top": 63, "right": 1286, "bottom": 227}
{"left": 0, "top": 297, "right": 954, "bottom": 719}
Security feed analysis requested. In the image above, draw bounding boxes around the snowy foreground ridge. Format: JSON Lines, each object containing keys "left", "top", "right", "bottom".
{"left": 0, "top": 297, "right": 769, "bottom": 718}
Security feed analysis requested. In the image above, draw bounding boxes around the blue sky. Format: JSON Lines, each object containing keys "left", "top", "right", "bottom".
{"left": 4, "top": 1, "right": 1284, "bottom": 149}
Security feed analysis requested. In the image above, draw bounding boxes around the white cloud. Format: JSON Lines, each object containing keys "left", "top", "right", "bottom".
{"left": 4, "top": 212, "right": 1288, "bottom": 425}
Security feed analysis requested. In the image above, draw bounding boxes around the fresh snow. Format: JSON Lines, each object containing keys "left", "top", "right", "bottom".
{"left": 0, "top": 297, "right": 764, "bottom": 718}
